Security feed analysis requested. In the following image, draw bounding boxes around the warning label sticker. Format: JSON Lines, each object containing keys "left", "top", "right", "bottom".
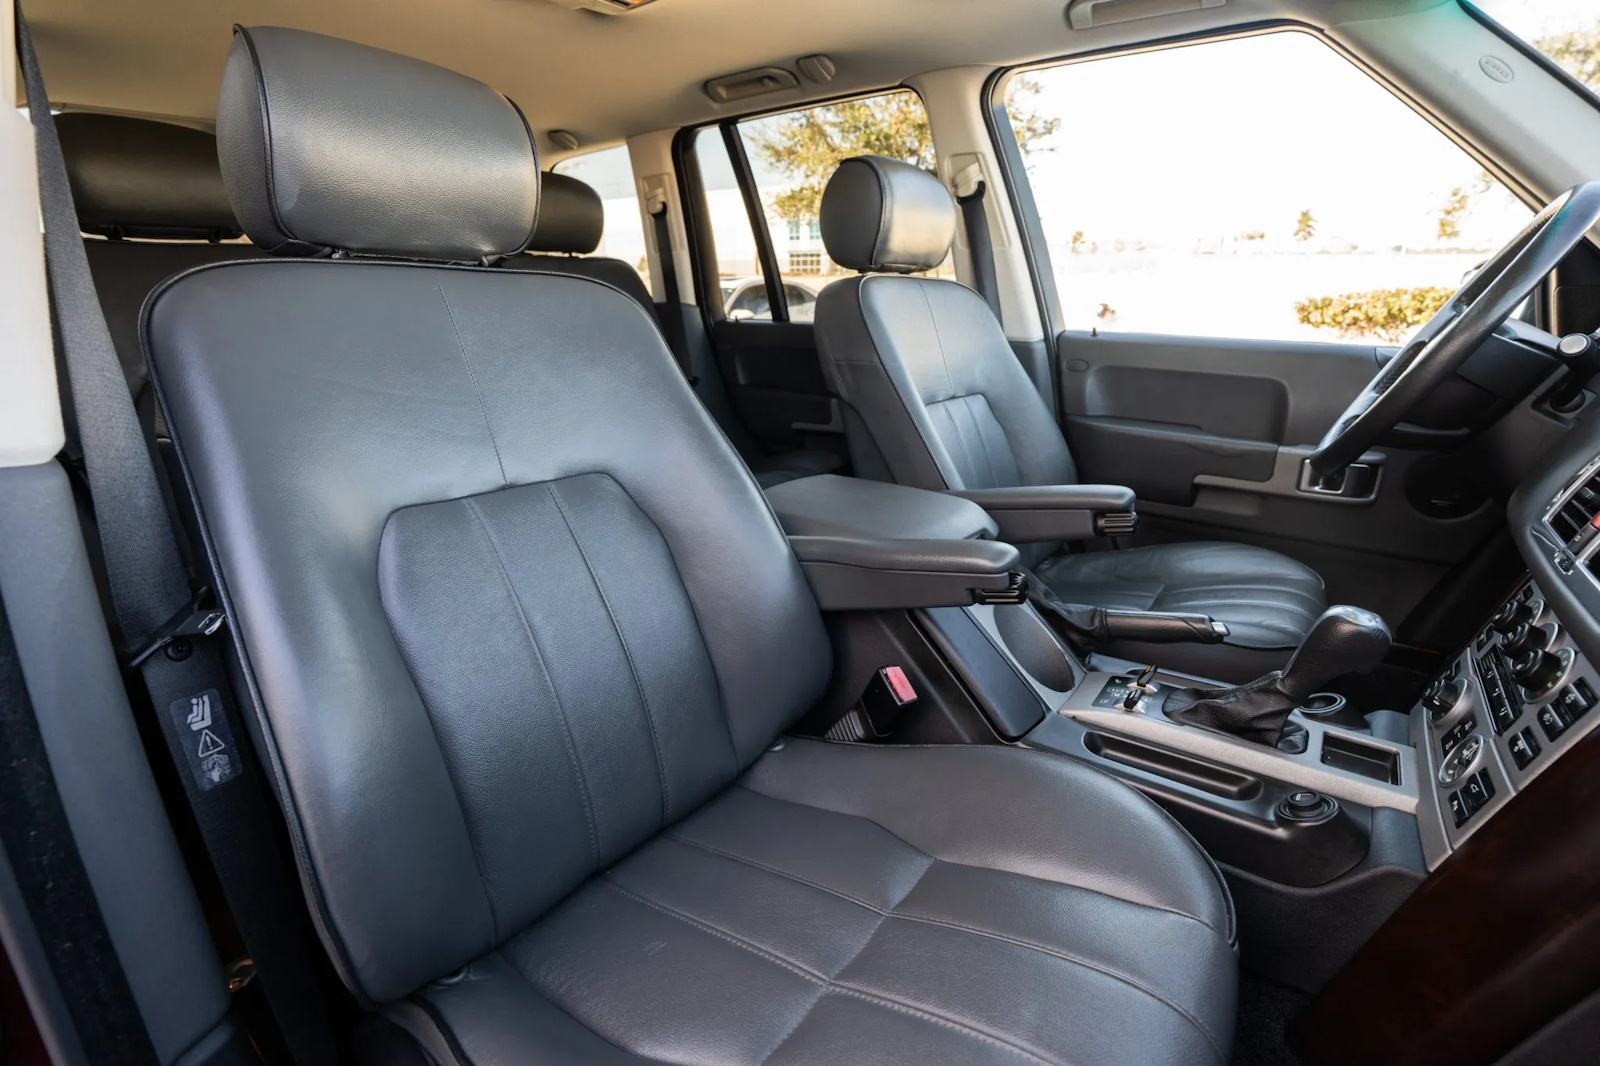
{"left": 167, "top": 689, "right": 242, "bottom": 791}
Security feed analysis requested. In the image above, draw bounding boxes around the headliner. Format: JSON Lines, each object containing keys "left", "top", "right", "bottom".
{"left": 24, "top": 0, "right": 1451, "bottom": 160}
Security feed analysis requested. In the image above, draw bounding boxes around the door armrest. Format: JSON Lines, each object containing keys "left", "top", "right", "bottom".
{"left": 789, "top": 535, "right": 1023, "bottom": 611}
{"left": 945, "top": 484, "right": 1138, "bottom": 543}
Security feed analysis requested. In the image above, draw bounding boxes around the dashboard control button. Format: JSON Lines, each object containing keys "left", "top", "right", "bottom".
{"left": 1509, "top": 727, "right": 1542, "bottom": 770}
{"left": 1491, "top": 599, "right": 1533, "bottom": 634}
{"left": 1423, "top": 678, "right": 1466, "bottom": 721}
{"left": 1461, "top": 770, "right": 1495, "bottom": 813}
{"left": 1439, "top": 733, "right": 1482, "bottom": 785}
{"left": 1554, "top": 683, "right": 1593, "bottom": 722}
{"left": 1501, "top": 622, "right": 1547, "bottom": 659}
{"left": 1537, "top": 702, "right": 1571, "bottom": 742}
{"left": 1574, "top": 678, "right": 1597, "bottom": 716}
{"left": 1513, "top": 648, "right": 1569, "bottom": 696}
{"left": 1448, "top": 789, "right": 1471, "bottom": 828}
{"left": 1441, "top": 715, "right": 1477, "bottom": 756}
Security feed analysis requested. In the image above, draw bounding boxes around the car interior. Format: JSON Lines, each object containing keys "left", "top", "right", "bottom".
{"left": 3, "top": 1, "right": 1600, "bottom": 1064}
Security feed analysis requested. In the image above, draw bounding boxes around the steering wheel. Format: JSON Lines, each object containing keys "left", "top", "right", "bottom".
{"left": 1308, "top": 182, "right": 1600, "bottom": 480}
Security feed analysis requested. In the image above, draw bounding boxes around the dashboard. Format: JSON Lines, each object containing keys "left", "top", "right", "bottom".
{"left": 1414, "top": 412, "right": 1600, "bottom": 866}
{"left": 1414, "top": 577, "right": 1597, "bottom": 861}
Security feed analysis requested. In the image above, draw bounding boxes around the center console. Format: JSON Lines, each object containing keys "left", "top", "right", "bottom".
{"left": 1411, "top": 577, "right": 1599, "bottom": 865}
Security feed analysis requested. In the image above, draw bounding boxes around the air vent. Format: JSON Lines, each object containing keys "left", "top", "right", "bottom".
{"left": 1549, "top": 464, "right": 1600, "bottom": 548}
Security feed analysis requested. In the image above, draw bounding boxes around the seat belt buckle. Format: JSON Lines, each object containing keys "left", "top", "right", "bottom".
{"left": 126, "top": 586, "right": 226, "bottom": 668}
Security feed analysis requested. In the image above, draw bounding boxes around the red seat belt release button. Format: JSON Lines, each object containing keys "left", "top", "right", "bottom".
{"left": 882, "top": 666, "right": 918, "bottom": 705}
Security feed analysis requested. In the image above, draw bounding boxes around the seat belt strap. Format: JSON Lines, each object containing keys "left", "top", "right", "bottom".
{"left": 956, "top": 179, "right": 1003, "bottom": 323}
{"left": 17, "top": 13, "right": 338, "bottom": 1064}
{"left": 648, "top": 199, "right": 697, "bottom": 384}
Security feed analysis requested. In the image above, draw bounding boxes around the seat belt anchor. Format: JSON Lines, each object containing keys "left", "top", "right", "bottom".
{"left": 126, "top": 586, "right": 226, "bottom": 668}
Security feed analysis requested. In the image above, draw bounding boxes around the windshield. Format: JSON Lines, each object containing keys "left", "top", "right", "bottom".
{"left": 1472, "top": 1, "right": 1600, "bottom": 95}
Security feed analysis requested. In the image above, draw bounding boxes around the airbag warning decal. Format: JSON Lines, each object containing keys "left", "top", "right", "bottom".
{"left": 168, "top": 689, "right": 242, "bottom": 790}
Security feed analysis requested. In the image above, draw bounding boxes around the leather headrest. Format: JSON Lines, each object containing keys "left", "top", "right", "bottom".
{"left": 58, "top": 113, "right": 241, "bottom": 240}
{"left": 820, "top": 156, "right": 955, "bottom": 274}
{"left": 527, "top": 173, "right": 603, "bottom": 254}
{"left": 215, "top": 26, "right": 539, "bottom": 262}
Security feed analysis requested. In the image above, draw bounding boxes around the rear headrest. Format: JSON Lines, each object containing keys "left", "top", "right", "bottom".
{"left": 215, "top": 26, "right": 539, "bottom": 263}
{"left": 820, "top": 156, "right": 955, "bottom": 274}
{"left": 527, "top": 173, "right": 603, "bottom": 254}
{"left": 58, "top": 113, "right": 241, "bottom": 240}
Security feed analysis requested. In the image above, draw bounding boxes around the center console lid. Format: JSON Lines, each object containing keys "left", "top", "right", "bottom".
{"left": 765, "top": 473, "right": 997, "bottom": 541}
{"left": 946, "top": 484, "right": 1138, "bottom": 543}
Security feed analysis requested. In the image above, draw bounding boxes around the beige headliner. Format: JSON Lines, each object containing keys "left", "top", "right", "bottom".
{"left": 26, "top": 0, "right": 1451, "bottom": 159}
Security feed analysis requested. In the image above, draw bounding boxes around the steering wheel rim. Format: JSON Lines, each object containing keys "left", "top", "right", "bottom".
{"left": 1308, "top": 182, "right": 1600, "bottom": 480}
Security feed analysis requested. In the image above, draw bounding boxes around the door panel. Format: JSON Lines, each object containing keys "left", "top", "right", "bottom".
{"left": 1056, "top": 330, "right": 1503, "bottom": 602}
{"left": 710, "top": 319, "right": 840, "bottom": 451}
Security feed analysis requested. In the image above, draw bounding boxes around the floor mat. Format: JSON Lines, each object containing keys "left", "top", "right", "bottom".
{"left": 1231, "top": 972, "right": 1311, "bottom": 1066}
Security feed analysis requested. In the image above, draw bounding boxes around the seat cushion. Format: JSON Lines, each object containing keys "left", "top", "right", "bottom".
{"left": 1037, "top": 541, "right": 1326, "bottom": 682}
{"left": 406, "top": 739, "right": 1238, "bottom": 1065}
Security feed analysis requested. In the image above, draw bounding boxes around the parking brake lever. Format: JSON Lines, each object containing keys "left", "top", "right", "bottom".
{"left": 1029, "top": 578, "right": 1228, "bottom": 655}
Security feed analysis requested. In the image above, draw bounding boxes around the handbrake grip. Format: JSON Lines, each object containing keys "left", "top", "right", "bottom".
{"left": 1100, "top": 608, "right": 1230, "bottom": 645}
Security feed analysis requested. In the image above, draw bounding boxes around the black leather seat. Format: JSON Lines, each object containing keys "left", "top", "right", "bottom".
{"left": 146, "top": 27, "right": 1237, "bottom": 1062}
{"left": 813, "top": 156, "right": 1326, "bottom": 682}
{"left": 59, "top": 113, "right": 266, "bottom": 427}
{"left": 504, "top": 171, "right": 842, "bottom": 489}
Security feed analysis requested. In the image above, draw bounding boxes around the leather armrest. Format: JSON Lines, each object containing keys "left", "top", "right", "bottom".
{"left": 789, "top": 535, "right": 1022, "bottom": 611}
{"left": 946, "top": 484, "right": 1138, "bottom": 544}
{"left": 766, "top": 474, "right": 997, "bottom": 541}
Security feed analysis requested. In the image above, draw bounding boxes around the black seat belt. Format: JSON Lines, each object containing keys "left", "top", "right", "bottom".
{"left": 17, "top": 13, "right": 338, "bottom": 1064}
{"left": 956, "top": 179, "right": 1003, "bottom": 322}
{"left": 648, "top": 200, "right": 697, "bottom": 385}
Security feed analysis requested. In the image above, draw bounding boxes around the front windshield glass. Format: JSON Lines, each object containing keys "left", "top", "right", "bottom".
{"left": 1472, "top": 1, "right": 1600, "bottom": 96}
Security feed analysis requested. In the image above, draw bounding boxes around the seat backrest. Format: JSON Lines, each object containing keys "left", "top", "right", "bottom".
{"left": 59, "top": 113, "right": 266, "bottom": 415}
{"left": 503, "top": 170, "right": 656, "bottom": 314}
{"left": 814, "top": 156, "right": 1077, "bottom": 496}
{"left": 145, "top": 27, "right": 831, "bottom": 1005}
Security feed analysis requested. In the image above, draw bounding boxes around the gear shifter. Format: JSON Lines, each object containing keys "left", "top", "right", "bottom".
{"left": 1165, "top": 606, "right": 1391, "bottom": 746}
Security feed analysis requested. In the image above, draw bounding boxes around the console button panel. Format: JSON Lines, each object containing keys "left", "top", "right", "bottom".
{"left": 1418, "top": 579, "right": 1598, "bottom": 855}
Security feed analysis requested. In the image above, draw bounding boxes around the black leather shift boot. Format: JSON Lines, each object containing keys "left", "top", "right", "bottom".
{"left": 1165, "top": 673, "right": 1300, "bottom": 746}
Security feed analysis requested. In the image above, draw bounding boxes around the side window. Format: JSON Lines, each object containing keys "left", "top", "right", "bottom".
{"left": 689, "top": 91, "right": 950, "bottom": 323}
{"left": 550, "top": 145, "right": 650, "bottom": 291}
{"left": 691, "top": 127, "right": 775, "bottom": 320}
{"left": 1002, "top": 32, "right": 1532, "bottom": 344}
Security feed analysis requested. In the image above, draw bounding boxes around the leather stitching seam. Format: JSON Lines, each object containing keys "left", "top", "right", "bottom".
{"left": 464, "top": 496, "right": 601, "bottom": 867}
{"left": 594, "top": 877, "right": 1063, "bottom": 1066}
{"left": 544, "top": 481, "right": 673, "bottom": 823}
{"left": 434, "top": 277, "right": 509, "bottom": 487}
{"left": 664, "top": 832, "right": 1225, "bottom": 1058}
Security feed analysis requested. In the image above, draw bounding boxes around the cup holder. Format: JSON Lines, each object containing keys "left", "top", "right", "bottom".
{"left": 1298, "top": 692, "right": 1347, "bottom": 718}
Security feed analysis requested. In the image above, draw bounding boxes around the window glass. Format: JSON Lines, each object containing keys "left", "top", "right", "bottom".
{"left": 1003, "top": 32, "right": 1532, "bottom": 344}
{"left": 692, "top": 126, "right": 776, "bottom": 319}
{"left": 1474, "top": 1, "right": 1600, "bottom": 96}
{"left": 551, "top": 144, "right": 650, "bottom": 291}
{"left": 736, "top": 90, "right": 951, "bottom": 323}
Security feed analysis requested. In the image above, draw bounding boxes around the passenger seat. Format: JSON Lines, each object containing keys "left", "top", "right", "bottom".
{"left": 144, "top": 27, "right": 1238, "bottom": 1062}
{"left": 506, "top": 172, "right": 844, "bottom": 488}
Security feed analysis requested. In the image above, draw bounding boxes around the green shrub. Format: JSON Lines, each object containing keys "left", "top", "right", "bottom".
{"left": 1294, "top": 286, "right": 1453, "bottom": 344}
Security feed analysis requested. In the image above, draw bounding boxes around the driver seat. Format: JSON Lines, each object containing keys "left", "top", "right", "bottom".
{"left": 813, "top": 156, "right": 1326, "bottom": 682}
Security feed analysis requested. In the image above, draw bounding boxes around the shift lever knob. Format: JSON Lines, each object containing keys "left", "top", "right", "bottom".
{"left": 1280, "top": 606, "right": 1391, "bottom": 704}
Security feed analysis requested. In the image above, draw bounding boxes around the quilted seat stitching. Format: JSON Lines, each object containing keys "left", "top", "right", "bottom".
{"left": 594, "top": 877, "right": 1065, "bottom": 1066}
{"left": 659, "top": 832, "right": 1227, "bottom": 1058}
{"left": 724, "top": 784, "right": 1229, "bottom": 934}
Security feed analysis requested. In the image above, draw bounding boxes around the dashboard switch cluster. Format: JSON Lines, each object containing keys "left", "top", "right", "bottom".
{"left": 1448, "top": 769, "right": 1497, "bottom": 828}
{"left": 1538, "top": 678, "right": 1595, "bottom": 742}
{"left": 1474, "top": 652, "right": 1521, "bottom": 735}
